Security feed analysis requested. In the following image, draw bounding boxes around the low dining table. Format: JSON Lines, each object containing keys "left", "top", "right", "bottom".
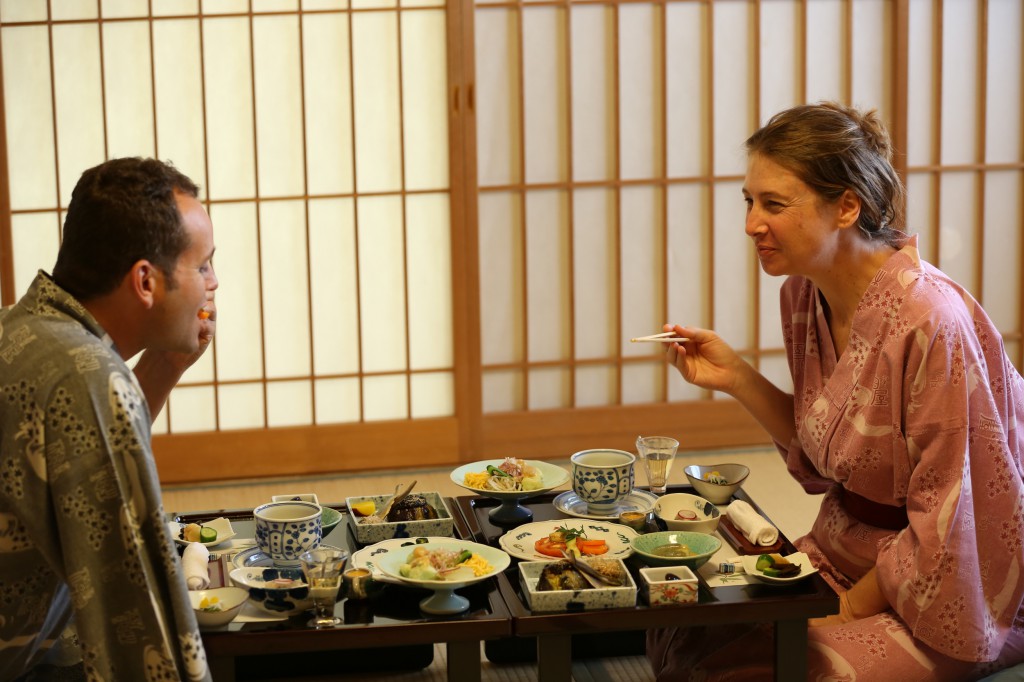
{"left": 174, "top": 484, "right": 837, "bottom": 681}
{"left": 172, "top": 503, "right": 512, "bottom": 682}
{"left": 456, "top": 485, "right": 839, "bottom": 682}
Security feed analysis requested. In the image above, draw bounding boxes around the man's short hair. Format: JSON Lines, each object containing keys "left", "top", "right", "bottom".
{"left": 52, "top": 157, "right": 200, "bottom": 300}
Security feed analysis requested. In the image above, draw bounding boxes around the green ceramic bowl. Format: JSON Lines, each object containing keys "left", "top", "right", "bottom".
{"left": 631, "top": 530, "right": 721, "bottom": 569}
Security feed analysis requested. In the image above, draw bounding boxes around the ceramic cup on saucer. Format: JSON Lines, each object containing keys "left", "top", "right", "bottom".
{"left": 570, "top": 449, "right": 636, "bottom": 516}
{"left": 254, "top": 501, "right": 323, "bottom": 567}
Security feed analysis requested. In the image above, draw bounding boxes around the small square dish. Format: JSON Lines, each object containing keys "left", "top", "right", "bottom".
{"left": 518, "top": 559, "right": 636, "bottom": 612}
{"left": 639, "top": 566, "right": 699, "bottom": 607}
{"left": 346, "top": 491, "right": 455, "bottom": 545}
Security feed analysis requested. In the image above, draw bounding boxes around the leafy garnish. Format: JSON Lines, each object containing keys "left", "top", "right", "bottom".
{"left": 555, "top": 525, "right": 588, "bottom": 542}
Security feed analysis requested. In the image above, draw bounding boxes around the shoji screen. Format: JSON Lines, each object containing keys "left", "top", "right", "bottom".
{"left": 0, "top": 0, "right": 459, "bottom": 480}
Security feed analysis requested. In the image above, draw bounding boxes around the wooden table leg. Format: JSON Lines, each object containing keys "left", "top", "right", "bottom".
{"left": 536, "top": 633, "right": 572, "bottom": 682}
{"left": 208, "top": 655, "right": 236, "bottom": 682}
{"left": 774, "top": 619, "right": 808, "bottom": 681}
{"left": 447, "top": 640, "right": 481, "bottom": 682}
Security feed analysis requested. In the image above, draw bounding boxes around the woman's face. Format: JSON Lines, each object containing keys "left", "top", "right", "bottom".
{"left": 742, "top": 153, "right": 842, "bottom": 278}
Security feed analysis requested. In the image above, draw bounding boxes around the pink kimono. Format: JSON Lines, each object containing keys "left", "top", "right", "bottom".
{"left": 648, "top": 237, "right": 1024, "bottom": 680}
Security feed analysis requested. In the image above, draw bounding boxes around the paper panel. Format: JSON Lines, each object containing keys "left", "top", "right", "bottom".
{"left": 357, "top": 196, "right": 408, "bottom": 373}
{"left": 401, "top": 10, "right": 449, "bottom": 191}
{"left": 406, "top": 193, "right": 453, "bottom": 370}
{"left": 522, "top": 7, "right": 568, "bottom": 184}
{"left": 479, "top": 191, "right": 524, "bottom": 365}
{"left": 308, "top": 198, "right": 359, "bottom": 375}
{"left": 253, "top": 15, "right": 305, "bottom": 197}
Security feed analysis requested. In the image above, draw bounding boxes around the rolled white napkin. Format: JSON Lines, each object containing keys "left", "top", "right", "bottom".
{"left": 182, "top": 542, "right": 211, "bottom": 590}
{"left": 726, "top": 500, "right": 779, "bottom": 547}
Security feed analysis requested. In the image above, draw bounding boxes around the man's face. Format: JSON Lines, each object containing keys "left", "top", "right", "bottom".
{"left": 153, "top": 192, "right": 218, "bottom": 353}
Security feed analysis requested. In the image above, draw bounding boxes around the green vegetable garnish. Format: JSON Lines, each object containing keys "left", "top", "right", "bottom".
{"left": 755, "top": 554, "right": 774, "bottom": 571}
{"left": 486, "top": 465, "right": 512, "bottom": 477}
{"left": 555, "top": 525, "right": 588, "bottom": 542}
{"left": 456, "top": 550, "right": 473, "bottom": 564}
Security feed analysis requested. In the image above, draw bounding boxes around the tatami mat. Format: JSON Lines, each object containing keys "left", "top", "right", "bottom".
{"left": 164, "top": 446, "right": 821, "bottom": 681}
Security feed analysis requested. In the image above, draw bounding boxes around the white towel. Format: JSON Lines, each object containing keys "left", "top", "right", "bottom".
{"left": 183, "top": 542, "right": 211, "bottom": 590}
{"left": 726, "top": 500, "right": 779, "bottom": 547}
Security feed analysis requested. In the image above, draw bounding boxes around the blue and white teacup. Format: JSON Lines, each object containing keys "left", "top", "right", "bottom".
{"left": 571, "top": 449, "right": 636, "bottom": 515}
{"left": 254, "top": 501, "right": 323, "bottom": 567}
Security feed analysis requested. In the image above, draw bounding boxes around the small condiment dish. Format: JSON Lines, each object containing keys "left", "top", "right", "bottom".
{"left": 654, "top": 493, "right": 721, "bottom": 534}
{"left": 639, "top": 566, "right": 699, "bottom": 606}
{"left": 684, "top": 463, "right": 750, "bottom": 505}
{"left": 189, "top": 586, "right": 248, "bottom": 628}
{"left": 631, "top": 530, "right": 721, "bottom": 569}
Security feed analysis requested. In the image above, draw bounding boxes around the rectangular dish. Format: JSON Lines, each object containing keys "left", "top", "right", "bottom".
{"left": 345, "top": 491, "right": 455, "bottom": 545}
{"left": 518, "top": 560, "right": 636, "bottom": 612}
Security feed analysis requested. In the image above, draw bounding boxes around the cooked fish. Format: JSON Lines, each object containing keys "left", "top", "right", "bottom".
{"left": 536, "top": 560, "right": 591, "bottom": 591}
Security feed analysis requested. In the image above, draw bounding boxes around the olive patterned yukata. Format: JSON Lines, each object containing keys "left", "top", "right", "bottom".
{"left": 648, "top": 236, "right": 1024, "bottom": 680}
{"left": 0, "top": 272, "right": 211, "bottom": 681}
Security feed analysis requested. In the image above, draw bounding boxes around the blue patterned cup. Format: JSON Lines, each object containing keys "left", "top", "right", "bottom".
{"left": 254, "top": 501, "right": 323, "bottom": 567}
{"left": 571, "top": 449, "right": 636, "bottom": 515}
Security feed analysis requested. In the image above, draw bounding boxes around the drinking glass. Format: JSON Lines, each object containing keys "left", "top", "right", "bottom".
{"left": 635, "top": 436, "right": 679, "bottom": 495}
{"left": 299, "top": 548, "right": 349, "bottom": 628}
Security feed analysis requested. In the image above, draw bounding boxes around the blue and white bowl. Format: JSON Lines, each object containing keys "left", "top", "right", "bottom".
{"left": 570, "top": 449, "right": 636, "bottom": 515}
{"left": 253, "top": 501, "right": 323, "bottom": 567}
{"left": 229, "top": 566, "right": 314, "bottom": 616}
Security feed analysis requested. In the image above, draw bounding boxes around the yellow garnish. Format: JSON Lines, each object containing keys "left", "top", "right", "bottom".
{"left": 351, "top": 501, "right": 376, "bottom": 517}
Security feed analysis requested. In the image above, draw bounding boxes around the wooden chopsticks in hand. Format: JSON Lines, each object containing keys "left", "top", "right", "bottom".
{"left": 630, "top": 331, "right": 689, "bottom": 343}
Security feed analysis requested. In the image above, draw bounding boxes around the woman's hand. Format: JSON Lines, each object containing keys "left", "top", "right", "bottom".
{"left": 662, "top": 325, "right": 746, "bottom": 396}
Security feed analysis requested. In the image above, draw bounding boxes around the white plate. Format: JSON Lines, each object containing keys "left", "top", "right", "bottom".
{"left": 740, "top": 552, "right": 818, "bottom": 584}
{"left": 498, "top": 520, "right": 638, "bottom": 562}
{"left": 350, "top": 537, "right": 448, "bottom": 585}
{"left": 450, "top": 459, "right": 570, "bottom": 501}
{"left": 231, "top": 544, "right": 347, "bottom": 570}
{"left": 170, "top": 517, "right": 236, "bottom": 548}
{"left": 552, "top": 489, "right": 659, "bottom": 520}
{"left": 373, "top": 539, "right": 512, "bottom": 614}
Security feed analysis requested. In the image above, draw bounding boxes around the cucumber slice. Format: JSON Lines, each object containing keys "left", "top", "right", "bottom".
{"left": 199, "top": 526, "right": 217, "bottom": 543}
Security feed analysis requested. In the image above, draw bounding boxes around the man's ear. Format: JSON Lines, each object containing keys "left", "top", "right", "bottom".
{"left": 837, "top": 189, "right": 862, "bottom": 230}
{"left": 129, "top": 260, "right": 160, "bottom": 309}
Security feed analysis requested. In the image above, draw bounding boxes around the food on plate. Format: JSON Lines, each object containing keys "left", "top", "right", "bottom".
{"left": 578, "top": 557, "right": 627, "bottom": 586}
{"left": 534, "top": 525, "right": 609, "bottom": 558}
{"left": 350, "top": 501, "right": 376, "bottom": 517}
{"left": 754, "top": 553, "right": 801, "bottom": 578}
{"left": 651, "top": 543, "right": 694, "bottom": 558}
{"left": 702, "top": 470, "right": 728, "bottom": 484}
{"left": 387, "top": 494, "right": 439, "bottom": 522}
{"left": 536, "top": 560, "right": 591, "bottom": 591}
{"left": 198, "top": 596, "right": 223, "bottom": 612}
{"left": 463, "top": 457, "right": 544, "bottom": 492}
{"left": 179, "top": 522, "right": 216, "bottom": 544}
{"left": 675, "top": 509, "right": 698, "bottom": 520}
{"left": 399, "top": 546, "right": 494, "bottom": 582}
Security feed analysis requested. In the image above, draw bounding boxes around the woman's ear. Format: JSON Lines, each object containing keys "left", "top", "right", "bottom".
{"left": 837, "top": 190, "right": 862, "bottom": 229}
{"left": 128, "top": 260, "right": 160, "bottom": 309}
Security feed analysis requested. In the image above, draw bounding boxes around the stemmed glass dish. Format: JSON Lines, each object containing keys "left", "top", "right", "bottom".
{"left": 299, "top": 548, "right": 349, "bottom": 628}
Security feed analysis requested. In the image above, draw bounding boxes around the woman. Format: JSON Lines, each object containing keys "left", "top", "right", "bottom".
{"left": 648, "top": 102, "right": 1024, "bottom": 680}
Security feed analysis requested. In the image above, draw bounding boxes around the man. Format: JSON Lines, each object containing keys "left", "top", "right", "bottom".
{"left": 0, "top": 158, "right": 218, "bottom": 681}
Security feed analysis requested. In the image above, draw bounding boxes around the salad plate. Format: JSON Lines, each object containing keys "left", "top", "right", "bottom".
{"left": 498, "top": 520, "right": 638, "bottom": 562}
{"left": 170, "top": 517, "right": 236, "bottom": 548}
{"left": 373, "top": 539, "right": 511, "bottom": 614}
{"left": 552, "top": 489, "right": 659, "bottom": 521}
{"left": 350, "top": 537, "right": 443, "bottom": 585}
{"left": 740, "top": 552, "right": 818, "bottom": 585}
{"left": 451, "top": 459, "right": 570, "bottom": 525}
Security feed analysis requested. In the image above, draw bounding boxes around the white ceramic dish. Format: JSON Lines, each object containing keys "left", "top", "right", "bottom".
{"left": 552, "top": 489, "right": 659, "bottom": 521}
{"left": 170, "top": 517, "right": 236, "bottom": 548}
{"left": 639, "top": 566, "right": 699, "bottom": 607}
{"left": 451, "top": 459, "right": 571, "bottom": 524}
{"left": 653, "top": 493, "right": 721, "bottom": 534}
{"left": 346, "top": 491, "right": 455, "bottom": 545}
{"left": 498, "top": 520, "right": 638, "bottom": 562}
{"left": 350, "top": 537, "right": 446, "bottom": 585}
{"left": 189, "top": 586, "right": 248, "bottom": 628}
{"left": 518, "top": 559, "right": 636, "bottom": 612}
{"left": 740, "top": 552, "right": 818, "bottom": 584}
{"left": 228, "top": 565, "right": 314, "bottom": 616}
{"left": 684, "top": 463, "right": 750, "bottom": 505}
{"left": 373, "top": 539, "right": 511, "bottom": 615}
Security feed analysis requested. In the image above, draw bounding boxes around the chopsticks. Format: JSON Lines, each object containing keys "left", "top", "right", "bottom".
{"left": 630, "top": 331, "right": 689, "bottom": 343}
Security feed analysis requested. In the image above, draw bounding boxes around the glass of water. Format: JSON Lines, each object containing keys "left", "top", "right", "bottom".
{"left": 636, "top": 436, "right": 679, "bottom": 495}
{"left": 299, "top": 548, "right": 349, "bottom": 628}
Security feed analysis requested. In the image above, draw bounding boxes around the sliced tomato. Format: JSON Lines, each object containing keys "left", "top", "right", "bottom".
{"left": 576, "top": 539, "right": 609, "bottom": 555}
{"left": 535, "top": 537, "right": 567, "bottom": 557}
